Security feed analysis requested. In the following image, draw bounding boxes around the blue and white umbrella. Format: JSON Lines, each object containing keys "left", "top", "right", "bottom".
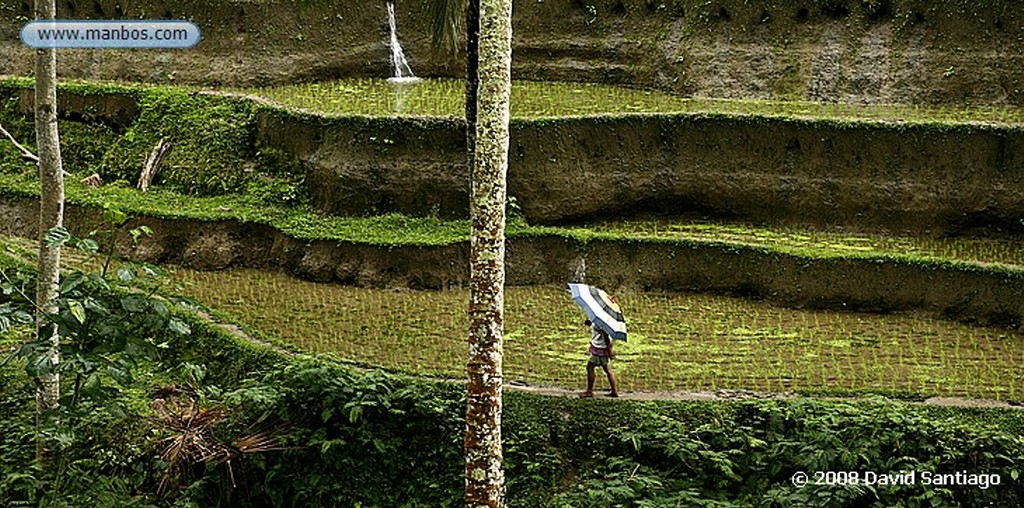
{"left": 568, "top": 283, "right": 627, "bottom": 341}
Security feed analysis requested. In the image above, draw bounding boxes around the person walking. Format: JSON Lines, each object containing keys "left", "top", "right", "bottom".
{"left": 580, "top": 319, "right": 618, "bottom": 397}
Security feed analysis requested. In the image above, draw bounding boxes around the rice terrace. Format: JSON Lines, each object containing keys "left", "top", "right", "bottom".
{"left": 1, "top": 0, "right": 1024, "bottom": 506}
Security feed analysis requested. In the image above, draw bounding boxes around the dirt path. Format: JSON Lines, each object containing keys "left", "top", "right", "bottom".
{"left": 505, "top": 383, "right": 1022, "bottom": 409}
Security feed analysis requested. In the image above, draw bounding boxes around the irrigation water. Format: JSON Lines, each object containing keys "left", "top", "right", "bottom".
{"left": 386, "top": 1, "right": 419, "bottom": 84}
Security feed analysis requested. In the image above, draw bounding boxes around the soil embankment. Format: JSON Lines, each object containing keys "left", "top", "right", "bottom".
{"left": 2, "top": 196, "right": 1022, "bottom": 327}
{"left": 0, "top": 0, "right": 1021, "bottom": 105}
{"left": 259, "top": 109, "right": 1024, "bottom": 232}
{"left": 15, "top": 85, "right": 1024, "bottom": 234}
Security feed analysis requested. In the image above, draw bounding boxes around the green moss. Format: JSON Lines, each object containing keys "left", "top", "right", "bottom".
{"left": 0, "top": 93, "right": 35, "bottom": 173}
{"left": 98, "top": 88, "right": 257, "bottom": 195}
{"left": 59, "top": 121, "right": 119, "bottom": 175}
{"left": 3, "top": 165, "right": 1024, "bottom": 277}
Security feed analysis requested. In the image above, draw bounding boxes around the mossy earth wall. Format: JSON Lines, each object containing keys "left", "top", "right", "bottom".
{"left": 2, "top": 196, "right": 1023, "bottom": 326}
{"left": 0, "top": 0, "right": 1022, "bottom": 105}
{"left": 261, "top": 107, "right": 1024, "bottom": 233}
{"left": 7, "top": 82, "right": 1024, "bottom": 233}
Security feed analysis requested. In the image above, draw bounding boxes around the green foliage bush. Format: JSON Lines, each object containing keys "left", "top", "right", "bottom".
{"left": 165, "top": 360, "right": 1024, "bottom": 507}
{"left": 0, "top": 92, "right": 35, "bottom": 174}
{"left": 98, "top": 89, "right": 257, "bottom": 195}
{"left": 3, "top": 317, "right": 1024, "bottom": 507}
{"left": 544, "top": 397, "right": 1024, "bottom": 507}
{"left": 190, "top": 357, "right": 467, "bottom": 507}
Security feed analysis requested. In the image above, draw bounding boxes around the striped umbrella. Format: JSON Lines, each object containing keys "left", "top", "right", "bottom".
{"left": 568, "top": 283, "right": 627, "bottom": 341}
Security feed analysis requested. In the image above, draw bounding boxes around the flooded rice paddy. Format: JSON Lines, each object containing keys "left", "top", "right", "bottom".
{"left": 174, "top": 266, "right": 1024, "bottom": 399}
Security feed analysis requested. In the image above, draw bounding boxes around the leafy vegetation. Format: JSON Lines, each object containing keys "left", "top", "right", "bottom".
{"left": 6, "top": 316, "right": 1024, "bottom": 506}
{"left": 98, "top": 89, "right": 258, "bottom": 195}
{"left": 0, "top": 79, "right": 293, "bottom": 199}
{"left": 188, "top": 359, "right": 1024, "bottom": 507}
{"left": 0, "top": 229, "right": 286, "bottom": 506}
{"left": 537, "top": 396, "right": 1024, "bottom": 507}
{"left": 3, "top": 240, "right": 1023, "bottom": 506}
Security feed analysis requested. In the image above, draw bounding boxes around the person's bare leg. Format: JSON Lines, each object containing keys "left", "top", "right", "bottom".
{"left": 581, "top": 363, "right": 596, "bottom": 397}
{"left": 602, "top": 364, "right": 618, "bottom": 397}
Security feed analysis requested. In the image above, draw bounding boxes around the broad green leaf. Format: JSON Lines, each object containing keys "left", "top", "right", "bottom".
{"left": 31, "top": 353, "right": 55, "bottom": 375}
{"left": 60, "top": 271, "right": 86, "bottom": 294}
{"left": 107, "top": 365, "right": 131, "bottom": 385}
{"left": 116, "top": 265, "right": 137, "bottom": 283}
{"left": 140, "top": 264, "right": 161, "bottom": 277}
{"left": 82, "top": 297, "right": 108, "bottom": 315}
{"left": 83, "top": 372, "right": 100, "bottom": 391}
{"left": 103, "top": 207, "right": 128, "bottom": 226}
{"left": 174, "top": 296, "right": 201, "bottom": 311}
{"left": 44, "top": 227, "right": 71, "bottom": 247}
{"left": 105, "top": 400, "right": 127, "bottom": 419}
{"left": 68, "top": 299, "right": 86, "bottom": 324}
{"left": 168, "top": 318, "right": 190, "bottom": 335}
{"left": 120, "top": 295, "right": 147, "bottom": 313}
{"left": 11, "top": 310, "right": 32, "bottom": 324}
{"left": 152, "top": 300, "right": 169, "bottom": 319}
{"left": 348, "top": 405, "right": 363, "bottom": 424}
{"left": 75, "top": 238, "right": 100, "bottom": 253}
{"left": 87, "top": 273, "right": 111, "bottom": 292}
{"left": 0, "top": 314, "right": 9, "bottom": 334}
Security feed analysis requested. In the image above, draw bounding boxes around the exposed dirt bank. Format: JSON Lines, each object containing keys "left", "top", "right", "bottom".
{"left": 1, "top": 0, "right": 1021, "bottom": 105}
{"left": 9, "top": 85, "right": 1024, "bottom": 234}
{"left": 2, "top": 195, "right": 1022, "bottom": 328}
{"left": 262, "top": 108, "right": 1024, "bottom": 234}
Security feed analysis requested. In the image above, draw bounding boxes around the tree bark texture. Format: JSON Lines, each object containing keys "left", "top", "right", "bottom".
{"left": 465, "top": 0, "right": 479, "bottom": 160}
{"left": 34, "top": 0, "right": 64, "bottom": 466}
{"left": 464, "top": 0, "right": 511, "bottom": 506}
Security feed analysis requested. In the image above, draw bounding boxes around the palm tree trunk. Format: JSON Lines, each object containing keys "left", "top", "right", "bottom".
{"left": 34, "top": 0, "right": 65, "bottom": 468}
{"left": 464, "top": 0, "right": 510, "bottom": 505}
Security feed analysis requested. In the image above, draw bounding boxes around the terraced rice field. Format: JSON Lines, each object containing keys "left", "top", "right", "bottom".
{"left": 172, "top": 266, "right": 1024, "bottom": 399}
{"left": 224, "top": 78, "right": 1024, "bottom": 124}
{"left": 571, "top": 219, "right": 1024, "bottom": 267}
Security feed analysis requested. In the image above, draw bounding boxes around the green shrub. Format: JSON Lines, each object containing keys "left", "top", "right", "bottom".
{"left": 98, "top": 89, "right": 257, "bottom": 196}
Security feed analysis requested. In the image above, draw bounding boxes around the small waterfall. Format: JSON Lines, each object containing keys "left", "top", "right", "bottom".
{"left": 387, "top": 1, "right": 419, "bottom": 83}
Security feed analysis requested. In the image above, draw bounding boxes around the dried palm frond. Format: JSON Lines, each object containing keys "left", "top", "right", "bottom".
{"left": 150, "top": 385, "right": 284, "bottom": 495}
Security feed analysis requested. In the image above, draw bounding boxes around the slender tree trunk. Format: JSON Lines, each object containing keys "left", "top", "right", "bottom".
{"left": 464, "top": 0, "right": 511, "bottom": 505}
{"left": 34, "top": 0, "right": 64, "bottom": 468}
{"left": 465, "top": 0, "right": 479, "bottom": 159}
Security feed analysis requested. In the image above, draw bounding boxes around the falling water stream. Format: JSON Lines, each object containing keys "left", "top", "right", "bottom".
{"left": 386, "top": 1, "right": 419, "bottom": 83}
{"left": 386, "top": 1, "right": 419, "bottom": 112}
